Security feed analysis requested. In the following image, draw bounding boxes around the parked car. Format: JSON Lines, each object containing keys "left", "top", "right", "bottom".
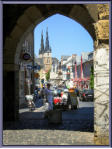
{"left": 53, "top": 88, "right": 78, "bottom": 110}
{"left": 79, "top": 89, "right": 87, "bottom": 101}
{"left": 61, "top": 88, "right": 71, "bottom": 110}
{"left": 85, "top": 89, "right": 94, "bottom": 101}
{"left": 79, "top": 89, "right": 94, "bottom": 101}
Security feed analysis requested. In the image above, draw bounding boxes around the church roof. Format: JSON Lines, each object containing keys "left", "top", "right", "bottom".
{"left": 38, "top": 28, "right": 52, "bottom": 55}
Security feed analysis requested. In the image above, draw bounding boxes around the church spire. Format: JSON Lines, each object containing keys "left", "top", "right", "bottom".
{"left": 45, "top": 27, "right": 50, "bottom": 52}
{"left": 39, "top": 30, "right": 44, "bottom": 54}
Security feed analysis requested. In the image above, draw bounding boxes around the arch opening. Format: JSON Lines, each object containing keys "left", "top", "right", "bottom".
{"left": 3, "top": 4, "right": 110, "bottom": 146}
{"left": 15, "top": 12, "right": 95, "bottom": 136}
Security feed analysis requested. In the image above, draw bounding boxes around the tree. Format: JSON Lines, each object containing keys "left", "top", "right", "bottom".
{"left": 90, "top": 66, "right": 94, "bottom": 89}
{"left": 46, "top": 70, "right": 50, "bottom": 81}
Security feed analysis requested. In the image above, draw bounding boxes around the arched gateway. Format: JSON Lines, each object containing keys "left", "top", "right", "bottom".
{"left": 3, "top": 4, "right": 109, "bottom": 145}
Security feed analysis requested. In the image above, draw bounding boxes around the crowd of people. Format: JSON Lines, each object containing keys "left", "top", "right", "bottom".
{"left": 34, "top": 83, "right": 80, "bottom": 111}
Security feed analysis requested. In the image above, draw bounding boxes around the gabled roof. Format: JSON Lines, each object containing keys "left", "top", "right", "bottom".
{"left": 61, "top": 55, "right": 70, "bottom": 60}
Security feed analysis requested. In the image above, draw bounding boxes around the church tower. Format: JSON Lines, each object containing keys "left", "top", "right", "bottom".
{"left": 45, "top": 27, "right": 50, "bottom": 52}
{"left": 43, "top": 27, "right": 52, "bottom": 72}
{"left": 39, "top": 30, "right": 44, "bottom": 58}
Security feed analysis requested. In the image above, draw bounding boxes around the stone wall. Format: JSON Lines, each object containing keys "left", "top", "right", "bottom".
{"left": 94, "top": 45, "right": 109, "bottom": 145}
{"left": 93, "top": 4, "right": 109, "bottom": 145}
{"left": 15, "top": 31, "right": 34, "bottom": 108}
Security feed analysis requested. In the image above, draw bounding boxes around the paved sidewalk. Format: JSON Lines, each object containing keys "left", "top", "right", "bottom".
{"left": 3, "top": 112, "right": 95, "bottom": 146}
{"left": 3, "top": 99, "right": 95, "bottom": 146}
{"left": 3, "top": 128, "right": 94, "bottom": 146}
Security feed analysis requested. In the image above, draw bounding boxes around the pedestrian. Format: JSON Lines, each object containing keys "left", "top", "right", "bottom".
{"left": 40, "top": 86, "right": 45, "bottom": 99}
{"left": 39, "top": 86, "right": 46, "bottom": 105}
{"left": 75, "top": 88, "right": 79, "bottom": 97}
{"left": 34, "top": 87, "right": 39, "bottom": 101}
{"left": 44, "top": 83, "right": 53, "bottom": 110}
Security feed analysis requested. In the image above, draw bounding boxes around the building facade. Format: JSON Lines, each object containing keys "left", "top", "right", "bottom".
{"left": 61, "top": 54, "right": 77, "bottom": 81}
{"left": 50, "top": 57, "right": 59, "bottom": 85}
{"left": 61, "top": 52, "right": 93, "bottom": 89}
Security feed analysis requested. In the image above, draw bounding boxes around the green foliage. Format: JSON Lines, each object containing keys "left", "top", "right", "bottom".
{"left": 90, "top": 66, "right": 94, "bottom": 89}
{"left": 46, "top": 70, "right": 50, "bottom": 81}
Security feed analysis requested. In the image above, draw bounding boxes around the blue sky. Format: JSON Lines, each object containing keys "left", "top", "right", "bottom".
{"left": 34, "top": 14, "right": 93, "bottom": 60}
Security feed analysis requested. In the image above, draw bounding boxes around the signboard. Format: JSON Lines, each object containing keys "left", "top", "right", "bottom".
{"left": 22, "top": 52, "right": 31, "bottom": 61}
{"left": 26, "top": 64, "right": 41, "bottom": 70}
{"left": 27, "top": 65, "right": 32, "bottom": 69}
{"left": 33, "top": 65, "right": 41, "bottom": 70}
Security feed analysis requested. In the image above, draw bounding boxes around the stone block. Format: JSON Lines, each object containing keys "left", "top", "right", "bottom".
{"left": 3, "top": 64, "right": 18, "bottom": 71}
{"left": 10, "top": 25, "right": 23, "bottom": 40}
{"left": 84, "top": 4, "right": 98, "bottom": 22}
{"left": 4, "top": 37, "right": 17, "bottom": 50}
{"left": 17, "top": 14, "right": 32, "bottom": 31}
{"left": 94, "top": 125, "right": 109, "bottom": 145}
{"left": 94, "top": 136, "right": 109, "bottom": 145}
{"left": 25, "top": 6, "right": 43, "bottom": 24}
{"left": 97, "top": 4, "right": 109, "bottom": 20}
{"left": 94, "top": 46, "right": 109, "bottom": 146}
{"left": 94, "top": 102, "right": 109, "bottom": 126}
{"left": 69, "top": 5, "right": 87, "bottom": 25}
{"left": 94, "top": 47, "right": 109, "bottom": 70}
{"left": 94, "top": 20, "right": 109, "bottom": 40}
{"left": 4, "top": 52, "right": 15, "bottom": 64}
{"left": 94, "top": 47, "right": 109, "bottom": 90}
{"left": 94, "top": 75, "right": 109, "bottom": 89}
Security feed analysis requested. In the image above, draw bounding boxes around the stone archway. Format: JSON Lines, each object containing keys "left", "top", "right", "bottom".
{"left": 3, "top": 4, "right": 109, "bottom": 145}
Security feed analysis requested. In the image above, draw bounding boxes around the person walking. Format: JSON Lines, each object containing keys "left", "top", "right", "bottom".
{"left": 40, "top": 86, "right": 46, "bottom": 105}
{"left": 44, "top": 83, "right": 53, "bottom": 110}
{"left": 34, "top": 87, "right": 39, "bottom": 102}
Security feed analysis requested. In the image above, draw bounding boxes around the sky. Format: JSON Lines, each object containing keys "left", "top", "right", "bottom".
{"left": 34, "top": 14, "right": 93, "bottom": 61}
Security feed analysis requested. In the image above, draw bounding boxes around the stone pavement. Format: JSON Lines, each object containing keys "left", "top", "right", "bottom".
{"left": 3, "top": 112, "right": 95, "bottom": 146}
{"left": 3, "top": 99, "right": 95, "bottom": 146}
{"left": 3, "top": 129, "right": 94, "bottom": 146}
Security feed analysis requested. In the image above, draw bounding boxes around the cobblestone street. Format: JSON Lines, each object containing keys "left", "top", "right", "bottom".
{"left": 3, "top": 99, "right": 95, "bottom": 146}
{"left": 3, "top": 129, "right": 94, "bottom": 146}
